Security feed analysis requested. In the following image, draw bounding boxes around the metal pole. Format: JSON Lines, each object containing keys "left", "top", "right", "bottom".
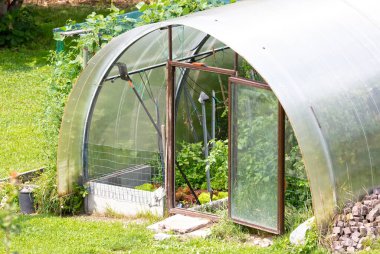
{"left": 166, "top": 25, "right": 175, "bottom": 210}
{"left": 82, "top": 46, "right": 88, "bottom": 68}
{"left": 156, "top": 100, "right": 165, "bottom": 183}
{"left": 199, "top": 92, "right": 212, "bottom": 195}
{"left": 211, "top": 90, "right": 216, "bottom": 143}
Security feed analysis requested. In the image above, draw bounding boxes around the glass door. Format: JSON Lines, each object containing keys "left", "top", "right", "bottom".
{"left": 228, "top": 77, "right": 285, "bottom": 234}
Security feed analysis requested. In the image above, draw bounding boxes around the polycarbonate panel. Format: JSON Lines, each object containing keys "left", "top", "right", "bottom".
{"left": 230, "top": 82, "right": 278, "bottom": 231}
{"left": 86, "top": 65, "right": 166, "bottom": 181}
{"left": 175, "top": 47, "right": 234, "bottom": 144}
{"left": 58, "top": 0, "right": 380, "bottom": 226}
{"left": 57, "top": 24, "right": 162, "bottom": 195}
{"left": 167, "top": 0, "right": 380, "bottom": 225}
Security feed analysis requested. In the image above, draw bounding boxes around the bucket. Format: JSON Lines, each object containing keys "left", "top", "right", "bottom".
{"left": 19, "top": 186, "right": 35, "bottom": 214}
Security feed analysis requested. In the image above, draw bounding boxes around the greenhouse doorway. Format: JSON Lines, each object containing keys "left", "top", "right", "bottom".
{"left": 168, "top": 59, "right": 236, "bottom": 221}
{"left": 166, "top": 50, "right": 285, "bottom": 233}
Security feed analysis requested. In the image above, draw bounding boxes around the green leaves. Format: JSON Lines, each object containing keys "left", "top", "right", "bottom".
{"left": 176, "top": 140, "right": 228, "bottom": 191}
{"left": 136, "top": 0, "right": 223, "bottom": 25}
{"left": 0, "top": 8, "right": 37, "bottom": 47}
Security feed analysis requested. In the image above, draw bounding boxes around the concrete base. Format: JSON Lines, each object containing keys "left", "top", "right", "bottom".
{"left": 86, "top": 182, "right": 165, "bottom": 217}
{"left": 147, "top": 214, "right": 211, "bottom": 234}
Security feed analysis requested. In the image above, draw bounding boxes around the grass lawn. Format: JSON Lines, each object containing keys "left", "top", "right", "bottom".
{"left": 1, "top": 215, "right": 329, "bottom": 254}
{"left": 0, "top": 5, "right": 113, "bottom": 178}
{"left": 0, "top": 49, "right": 50, "bottom": 178}
{"left": 4, "top": 215, "right": 257, "bottom": 254}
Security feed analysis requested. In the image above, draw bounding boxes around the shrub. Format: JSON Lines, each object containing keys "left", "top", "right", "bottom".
{"left": 176, "top": 140, "right": 228, "bottom": 191}
{"left": 0, "top": 174, "right": 21, "bottom": 254}
{"left": 0, "top": 8, "right": 37, "bottom": 47}
{"left": 136, "top": 0, "right": 224, "bottom": 24}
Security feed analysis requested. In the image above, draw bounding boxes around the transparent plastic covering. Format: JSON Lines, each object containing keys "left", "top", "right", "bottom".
{"left": 230, "top": 82, "right": 278, "bottom": 231}
{"left": 58, "top": 0, "right": 380, "bottom": 225}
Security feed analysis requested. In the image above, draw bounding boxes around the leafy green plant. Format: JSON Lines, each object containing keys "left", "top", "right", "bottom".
{"left": 176, "top": 141, "right": 206, "bottom": 190}
{"left": 211, "top": 213, "right": 249, "bottom": 242}
{"left": 0, "top": 174, "right": 21, "bottom": 254}
{"left": 59, "top": 184, "right": 88, "bottom": 216}
{"left": 198, "top": 191, "right": 228, "bottom": 204}
{"left": 176, "top": 139, "right": 228, "bottom": 191}
{"left": 136, "top": 0, "right": 223, "bottom": 24}
{"left": 0, "top": 8, "right": 37, "bottom": 47}
{"left": 135, "top": 183, "right": 156, "bottom": 192}
{"left": 36, "top": 5, "right": 136, "bottom": 215}
{"left": 207, "top": 139, "right": 228, "bottom": 191}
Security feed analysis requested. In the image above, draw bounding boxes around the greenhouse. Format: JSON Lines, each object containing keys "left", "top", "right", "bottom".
{"left": 57, "top": 0, "right": 380, "bottom": 234}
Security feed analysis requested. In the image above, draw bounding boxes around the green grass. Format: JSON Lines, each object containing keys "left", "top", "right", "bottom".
{"left": 0, "top": 215, "right": 330, "bottom": 254}
{"left": 0, "top": 49, "right": 50, "bottom": 178}
{"left": 26, "top": 4, "right": 112, "bottom": 49}
{"left": 0, "top": 5, "right": 117, "bottom": 178}
{"left": 3, "top": 215, "right": 258, "bottom": 254}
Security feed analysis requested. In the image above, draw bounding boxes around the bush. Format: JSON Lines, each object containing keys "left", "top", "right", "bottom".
{"left": 176, "top": 140, "right": 228, "bottom": 191}
{"left": 0, "top": 8, "right": 37, "bottom": 47}
{"left": 136, "top": 0, "right": 224, "bottom": 24}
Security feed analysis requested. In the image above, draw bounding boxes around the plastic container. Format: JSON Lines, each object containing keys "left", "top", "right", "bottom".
{"left": 19, "top": 186, "right": 35, "bottom": 214}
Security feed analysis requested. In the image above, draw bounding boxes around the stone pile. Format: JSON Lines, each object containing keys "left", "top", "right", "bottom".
{"left": 330, "top": 188, "right": 380, "bottom": 253}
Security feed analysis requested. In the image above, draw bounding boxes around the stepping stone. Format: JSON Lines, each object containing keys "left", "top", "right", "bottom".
{"left": 147, "top": 214, "right": 211, "bottom": 234}
{"left": 184, "top": 227, "right": 212, "bottom": 239}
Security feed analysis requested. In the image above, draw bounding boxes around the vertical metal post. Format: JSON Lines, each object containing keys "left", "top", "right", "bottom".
{"left": 234, "top": 52, "right": 239, "bottom": 76}
{"left": 199, "top": 92, "right": 211, "bottom": 194}
{"left": 166, "top": 25, "right": 175, "bottom": 210}
{"left": 278, "top": 103, "right": 285, "bottom": 234}
{"left": 82, "top": 46, "right": 89, "bottom": 68}
{"left": 211, "top": 90, "right": 216, "bottom": 143}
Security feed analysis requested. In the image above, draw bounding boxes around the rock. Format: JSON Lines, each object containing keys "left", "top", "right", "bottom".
{"left": 351, "top": 226, "right": 358, "bottom": 232}
{"left": 259, "top": 238, "right": 273, "bottom": 248}
{"left": 361, "top": 205, "right": 369, "bottom": 216}
{"left": 343, "top": 227, "right": 351, "bottom": 235}
{"left": 359, "top": 226, "right": 367, "bottom": 237}
{"left": 333, "top": 227, "right": 342, "bottom": 235}
{"left": 349, "top": 221, "right": 357, "bottom": 227}
{"left": 347, "top": 246, "right": 355, "bottom": 253}
{"left": 337, "top": 220, "right": 344, "bottom": 227}
{"left": 373, "top": 188, "right": 380, "bottom": 195}
{"left": 342, "top": 238, "right": 353, "bottom": 247}
{"left": 363, "top": 200, "right": 372, "bottom": 206}
{"left": 147, "top": 214, "right": 211, "bottom": 234}
{"left": 329, "top": 233, "right": 339, "bottom": 241}
{"left": 259, "top": 242, "right": 270, "bottom": 248}
{"left": 367, "top": 208, "right": 379, "bottom": 222}
{"left": 184, "top": 227, "right": 211, "bottom": 239}
{"left": 357, "top": 243, "right": 363, "bottom": 250}
{"left": 289, "top": 217, "right": 315, "bottom": 245}
{"left": 352, "top": 205, "right": 361, "bottom": 216}
{"left": 332, "top": 241, "right": 343, "bottom": 251}
{"left": 351, "top": 231, "right": 361, "bottom": 242}
{"left": 154, "top": 233, "right": 173, "bottom": 241}
{"left": 344, "top": 207, "right": 352, "bottom": 215}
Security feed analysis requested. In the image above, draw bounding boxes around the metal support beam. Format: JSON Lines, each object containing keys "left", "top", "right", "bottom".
{"left": 169, "top": 61, "right": 236, "bottom": 76}
{"left": 166, "top": 25, "right": 175, "bottom": 210}
{"left": 278, "top": 103, "right": 285, "bottom": 235}
{"left": 104, "top": 46, "right": 230, "bottom": 82}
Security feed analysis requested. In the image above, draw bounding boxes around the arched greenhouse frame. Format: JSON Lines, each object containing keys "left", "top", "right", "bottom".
{"left": 57, "top": 0, "right": 380, "bottom": 234}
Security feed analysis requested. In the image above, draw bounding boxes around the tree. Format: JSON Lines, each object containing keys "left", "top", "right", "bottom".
{"left": 0, "top": 0, "right": 23, "bottom": 18}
